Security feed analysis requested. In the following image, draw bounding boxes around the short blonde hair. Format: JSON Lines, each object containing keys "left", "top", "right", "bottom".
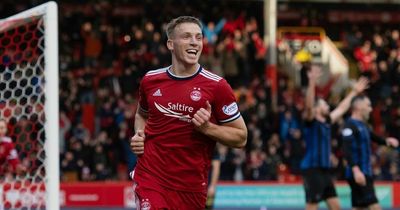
{"left": 165, "top": 16, "right": 202, "bottom": 39}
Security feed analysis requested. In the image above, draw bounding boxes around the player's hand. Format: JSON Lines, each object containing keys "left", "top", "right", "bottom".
{"left": 192, "top": 101, "right": 212, "bottom": 133}
{"left": 353, "top": 167, "right": 366, "bottom": 186}
{"left": 386, "top": 137, "right": 399, "bottom": 148}
{"left": 207, "top": 184, "right": 216, "bottom": 197}
{"left": 130, "top": 130, "right": 145, "bottom": 155}
{"left": 353, "top": 76, "right": 369, "bottom": 94}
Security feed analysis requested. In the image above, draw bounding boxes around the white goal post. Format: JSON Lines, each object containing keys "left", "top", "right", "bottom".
{"left": 0, "top": 2, "right": 59, "bottom": 210}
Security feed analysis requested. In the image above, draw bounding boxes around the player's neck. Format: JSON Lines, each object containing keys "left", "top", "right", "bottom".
{"left": 351, "top": 112, "right": 364, "bottom": 122}
{"left": 170, "top": 62, "right": 200, "bottom": 77}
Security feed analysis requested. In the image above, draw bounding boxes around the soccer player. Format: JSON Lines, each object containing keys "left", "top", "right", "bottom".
{"left": 0, "top": 119, "right": 25, "bottom": 178}
{"left": 301, "top": 65, "right": 369, "bottom": 210}
{"left": 342, "top": 95, "right": 398, "bottom": 210}
{"left": 130, "top": 16, "right": 247, "bottom": 210}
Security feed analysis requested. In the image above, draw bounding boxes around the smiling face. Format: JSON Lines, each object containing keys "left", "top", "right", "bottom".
{"left": 167, "top": 22, "right": 203, "bottom": 66}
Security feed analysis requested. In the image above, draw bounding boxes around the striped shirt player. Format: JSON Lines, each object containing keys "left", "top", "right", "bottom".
{"left": 341, "top": 95, "right": 399, "bottom": 209}
{"left": 300, "top": 65, "right": 369, "bottom": 210}
{"left": 301, "top": 117, "right": 332, "bottom": 170}
{"left": 342, "top": 118, "right": 378, "bottom": 179}
{"left": 301, "top": 117, "right": 339, "bottom": 205}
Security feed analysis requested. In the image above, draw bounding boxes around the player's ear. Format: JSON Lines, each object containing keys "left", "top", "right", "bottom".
{"left": 167, "top": 39, "right": 173, "bottom": 51}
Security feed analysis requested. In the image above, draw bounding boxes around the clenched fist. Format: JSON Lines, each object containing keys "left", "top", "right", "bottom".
{"left": 131, "top": 130, "right": 145, "bottom": 155}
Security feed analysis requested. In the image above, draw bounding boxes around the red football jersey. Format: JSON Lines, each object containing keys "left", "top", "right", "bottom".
{"left": 0, "top": 136, "right": 20, "bottom": 174}
{"left": 133, "top": 66, "right": 240, "bottom": 192}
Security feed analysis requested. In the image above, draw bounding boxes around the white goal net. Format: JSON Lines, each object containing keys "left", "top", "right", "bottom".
{"left": 0, "top": 2, "right": 59, "bottom": 210}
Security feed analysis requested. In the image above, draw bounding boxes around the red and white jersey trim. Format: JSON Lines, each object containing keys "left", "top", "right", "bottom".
{"left": 199, "top": 69, "right": 222, "bottom": 82}
{"left": 219, "top": 112, "right": 241, "bottom": 123}
{"left": 145, "top": 67, "right": 168, "bottom": 76}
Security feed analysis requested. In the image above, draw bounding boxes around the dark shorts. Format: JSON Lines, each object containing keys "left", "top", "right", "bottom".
{"left": 302, "top": 168, "right": 338, "bottom": 203}
{"left": 347, "top": 176, "right": 378, "bottom": 208}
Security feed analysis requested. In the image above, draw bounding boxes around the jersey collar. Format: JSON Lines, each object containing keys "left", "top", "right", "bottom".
{"left": 166, "top": 65, "right": 202, "bottom": 80}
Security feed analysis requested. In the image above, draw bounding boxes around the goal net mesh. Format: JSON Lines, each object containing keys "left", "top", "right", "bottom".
{"left": 0, "top": 15, "right": 47, "bottom": 209}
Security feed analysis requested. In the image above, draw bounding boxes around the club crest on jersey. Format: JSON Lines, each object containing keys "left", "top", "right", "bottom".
{"left": 190, "top": 87, "right": 201, "bottom": 101}
{"left": 222, "top": 102, "right": 238, "bottom": 116}
{"left": 141, "top": 199, "right": 151, "bottom": 210}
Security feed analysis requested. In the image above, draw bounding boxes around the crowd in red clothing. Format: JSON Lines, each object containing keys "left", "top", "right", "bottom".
{"left": 1, "top": 0, "right": 399, "bottom": 182}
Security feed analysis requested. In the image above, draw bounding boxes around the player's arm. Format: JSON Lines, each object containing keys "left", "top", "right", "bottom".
{"left": 330, "top": 77, "right": 369, "bottom": 123}
{"left": 193, "top": 102, "right": 247, "bottom": 148}
{"left": 304, "top": 65, "right": 320, "bottom": 121}
{"left": 194, "top": 80, "right": 247, "bottom": 148}
{"left": 342, "top": 124, "right": 366, "bottom": 186}
{"left": 131, "top": 106, "right": 148, "bottom": 155}
{"left": 369, "top": 131, "right": 399, "bottom": 147}
{"left": 204, "top": 116, "right": 247, "bottom": 148}
{"left": 130, "top": 79, "right": 149, "bottom": 156}
{"left": 134, "top": 105, "right": 148, "bottom": 132}
{"left": 192, "top": 101, "right": 247, "bottom": 148}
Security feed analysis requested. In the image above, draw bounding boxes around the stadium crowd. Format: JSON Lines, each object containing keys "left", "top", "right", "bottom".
{"left": 1, "top": 0, "right": 399, "bottom": 182}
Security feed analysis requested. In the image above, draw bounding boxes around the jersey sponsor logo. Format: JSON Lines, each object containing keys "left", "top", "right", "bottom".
{"left": 154, "top": 102, "right": 192, "bottom": 122}
{"left": 190, "top": 88, "right": 202, "bottom": 101}
{"left": 222, "top": 102, "right": 238, "bottom": 116}
{"left": 152, "top": 89, "right": 162, "bottom": 96}
{"left": 141, "top": 199, "right": 151, "bottom": 210}
{"left": 342, "top": 128, "right": 353, "bottom": 136}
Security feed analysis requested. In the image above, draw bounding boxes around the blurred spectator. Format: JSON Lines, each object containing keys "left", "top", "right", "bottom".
{"left": 201, "top": 18, "right": 226, "bottom": 45}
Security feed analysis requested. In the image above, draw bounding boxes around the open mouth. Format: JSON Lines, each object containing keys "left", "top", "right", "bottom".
{"left": 186, "top": 49, "right": 198, "bottom": 56}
